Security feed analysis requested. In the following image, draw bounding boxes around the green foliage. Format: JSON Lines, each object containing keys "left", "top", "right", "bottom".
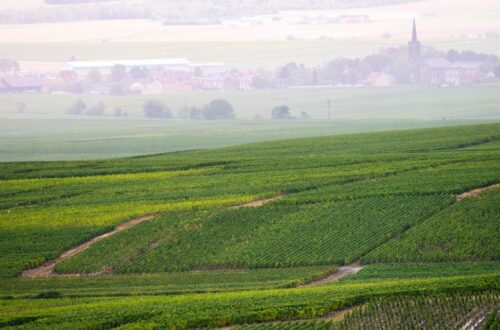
{"left": 363, "top": 187, "right": 500, "bottom": 263}
{"left": 143, "top": 100, "right": 172, "bottom": 118}
{"left": 0, "top": 266, "right": 334, "bottom": 298}
{"left": 233, "top": 291, "right": 500, "bottom": 330}
{"left": 345, "top": 262, "right": 500, "bottom": 281}
{"left": 0, "top": 274, "right": 498, "bottom": 329}
{"left": 55, "top": 195, "right": 450, "bottom": 274}
{"left": 0, "top": 123, "right": 499, "bottom": 328}
{"left": 0, "top": 123, "right": 499, "bottom": 278}
{"left": 202, "top": 99, "right": 235, "bottom": 120}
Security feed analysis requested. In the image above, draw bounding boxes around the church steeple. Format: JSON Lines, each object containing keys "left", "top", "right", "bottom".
{"left": 411, "top": 19, "right": 418, "bottom": 43}
{"left": 408, "top": 19, "right": 421, "bottom": 83}
{"left": 409, "top": 19, "right": 421, "bottom": 60}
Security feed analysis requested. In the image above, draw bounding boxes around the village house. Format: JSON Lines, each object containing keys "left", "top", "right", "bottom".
{"left": 0, "top": 76, "right": 49, "bottom": 93}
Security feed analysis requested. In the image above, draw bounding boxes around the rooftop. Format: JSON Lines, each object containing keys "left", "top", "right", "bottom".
{"left": 67, "top": 58, "right": 191, "bottom": 69}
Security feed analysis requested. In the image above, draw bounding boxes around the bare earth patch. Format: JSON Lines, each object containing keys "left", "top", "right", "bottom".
{"left": 456, "top": 183, "right": 500, "bottom": 201}
{"left": 231, "top": 194, "right": 285, "bottom": 208}
{"left": 304, "top": 263, "right": 364, "bottom": 287}
{"left": 22, "top": 215, "right": 155, "bottom": 277}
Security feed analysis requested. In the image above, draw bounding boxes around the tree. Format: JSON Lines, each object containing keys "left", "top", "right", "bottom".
{"left": 113, "top": 106, "right": 124, "bottom": 117}
{"left": 110, "top": 84, "right": 126, "bottom": 96}
{"left": 86, "top": 102, "right": 106, "bottom": 116}
{"left": 129, "top": 67, "right": 149, "bottom": 79}
{"left": 271, "top": 105, "right": 293, "bottom": 119}
{"left": 143, "top": 100, "right": 172, "bottom": 118}
{"left": 110, "top": 64, "right": 128, "bottom": 82}
{"left": 86, "top": 68, "right": 102, "bottom": 84}
{"left": 0, "top": 59, "right": 19, "bottom": 74}
{"left": 299, "top": 111, "right": 309, "bottom": 119}
{"left": 66, "top": 99, "right": 86, "bottom": 115}
{"left": 179, "top": 106, "right": 202, "bottom": 120}
{"left": 202, "top": 99, "right": 235, "bottom": 120}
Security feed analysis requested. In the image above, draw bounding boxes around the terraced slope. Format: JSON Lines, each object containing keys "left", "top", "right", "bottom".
{"left": 1, "top": 123, "right": 499, "bottom": 278}
{"left": 0, "top": 123, "right": 499, "bottom": 329}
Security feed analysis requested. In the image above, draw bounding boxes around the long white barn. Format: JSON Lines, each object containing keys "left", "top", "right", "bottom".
{"left": 67, "top": 58, "right": 191, "bottom": 73}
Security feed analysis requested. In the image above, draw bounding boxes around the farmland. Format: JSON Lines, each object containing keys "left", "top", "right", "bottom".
{"left": 1, "top": 84, "right": 499, "bottom": 161}
{"left": 0, "top": 123, "right": 499, "bottom": 328}
{"left": 1, "top": 0, "right": 500, "bottom": 69}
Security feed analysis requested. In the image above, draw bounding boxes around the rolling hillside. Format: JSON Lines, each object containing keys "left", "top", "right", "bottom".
{"left": 0, "top": 123, "right": 499, "bottom": 328}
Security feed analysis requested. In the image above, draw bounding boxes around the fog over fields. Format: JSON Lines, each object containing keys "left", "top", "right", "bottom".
{"left": 1, "top": 1, "right": 499, "bottom": 329}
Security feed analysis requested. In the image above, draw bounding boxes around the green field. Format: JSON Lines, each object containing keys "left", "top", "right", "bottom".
{"left": 3, "top": 85, "right": 500, "bottom": 119}
{"left": 0, "top": 123, "right": 499, "bottom": 328}
{"left": 1, "top": 85, "right": 499, "bottom": 161}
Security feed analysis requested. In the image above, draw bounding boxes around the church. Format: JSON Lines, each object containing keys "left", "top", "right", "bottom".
{"left": 408, "top": 20, "right": 483, "bottom": 86}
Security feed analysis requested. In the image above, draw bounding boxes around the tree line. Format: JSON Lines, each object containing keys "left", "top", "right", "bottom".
{"left": 63, "top": 98, "right": 309, "bottom": 120}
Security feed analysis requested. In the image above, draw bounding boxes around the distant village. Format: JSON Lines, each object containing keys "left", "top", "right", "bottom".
{"left": 1, "top": 22, "right": 499, "bottom": 96}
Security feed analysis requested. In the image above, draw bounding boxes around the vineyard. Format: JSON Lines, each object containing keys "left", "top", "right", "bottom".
{"left": 232, "top": 291, "right": 500, "bottom": 330}
{"left": 0, "top": 123, "right": 499, "bottom": 328}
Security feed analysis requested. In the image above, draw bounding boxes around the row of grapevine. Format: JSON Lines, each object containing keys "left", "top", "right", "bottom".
{"left": 56, "top": 194, "right": 451, "bottom": 274}
{"left": 231, "top": 291, "right": 500, "bottom": 330}
{"left": 1, "top": 274, "right": 498, "bottom": 329}
{"left": 363, "top": 186, "right": 500, "bottom": 263}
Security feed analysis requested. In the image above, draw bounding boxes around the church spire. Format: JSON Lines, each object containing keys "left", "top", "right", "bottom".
{"left": 408, "top": 19, "right": 421, "bottom": 83}
{"left": 409, "top": 19, "right": 421, "bottom": 61}
{"left": 412, "top": 18, "right": 418, "bottom": 42}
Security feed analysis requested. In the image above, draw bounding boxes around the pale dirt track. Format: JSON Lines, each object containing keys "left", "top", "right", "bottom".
{"left": 456, "top": 183, "right": 500, "bottom": 201}
{"left": 22, "top": 215, "right": 155, "bottom": 277}
{"left": 231, "top": 194, "right": 284, "bottom": 208}
{"left": 22, "top": 195, "right": 283, "bottom": 278}
{"left": 304, "top": 263, "right": 364, "bottom": 287}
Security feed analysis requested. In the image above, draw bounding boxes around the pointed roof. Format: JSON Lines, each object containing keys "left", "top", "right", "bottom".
{"left": 412, "top": 19, "right": 418, "bottom": 42}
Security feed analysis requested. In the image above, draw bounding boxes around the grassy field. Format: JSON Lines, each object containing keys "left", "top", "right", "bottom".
{"left": 1, "top": 85, "right": 499, "bottom": 161}
{"left": 3, "top": 85, "right": 499, "bottom": 119}
{"left": 0, "top": 123, "right": 498, "bottom": 328}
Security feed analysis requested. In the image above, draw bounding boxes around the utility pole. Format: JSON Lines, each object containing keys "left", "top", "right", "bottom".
{"left": 327, "top": 99, "right": 331, "bottom": 120}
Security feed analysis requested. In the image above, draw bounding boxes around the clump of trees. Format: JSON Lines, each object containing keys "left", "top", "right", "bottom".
{"left": 66, "top": 99, "right": 108, "bottom": 116}
{"left": 271, "top": 105, "right": 309, "bottom": 119}
{"left": 66, "top": 99, "right": 87, "bottom": 115}
{"left": 143, "top": 100, "right": 172, "bottom": 118}
{"left": 271, "top": 105, "right": 294, "bottom": 119}
{"left": 178, "top": 99, "right": 235, "bottom": 120}
{"left": 0, "top": 59, "right": 19, "bottom": 75}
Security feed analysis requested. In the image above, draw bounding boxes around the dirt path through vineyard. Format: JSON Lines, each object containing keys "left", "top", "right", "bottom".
{"left": 456, "top": 183, "right": 500, "bottom": 201}
{"left": 22, "top": 194, "right": 284, "bottom": 278}
{"left": 304, "top": 263, "right": 364, "bottom": 287}
{"left": 22, "top": 215, "right": 156, "bottom": 277}
{"left": 231, "top": 194, "right": 285, "bottom": 208}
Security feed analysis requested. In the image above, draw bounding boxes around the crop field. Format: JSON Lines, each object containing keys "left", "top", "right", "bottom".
{"left": 1, "top": 84, "right": 499, "bottom": 161}
{"left": 2, "top": 85, "right": 500, "bottom": 120}
{"left": 1, "top": 0, "right": 500, "bottom": 69}
{"left": 0, "top": 123, "right": 499, "bottom": 328}
{"left": 233, "top": 291, "right": 500, "bottom": 329}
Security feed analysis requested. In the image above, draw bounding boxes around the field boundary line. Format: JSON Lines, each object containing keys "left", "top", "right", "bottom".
{"left": 22, "top": 215, "right": 156, "bottom": 278}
